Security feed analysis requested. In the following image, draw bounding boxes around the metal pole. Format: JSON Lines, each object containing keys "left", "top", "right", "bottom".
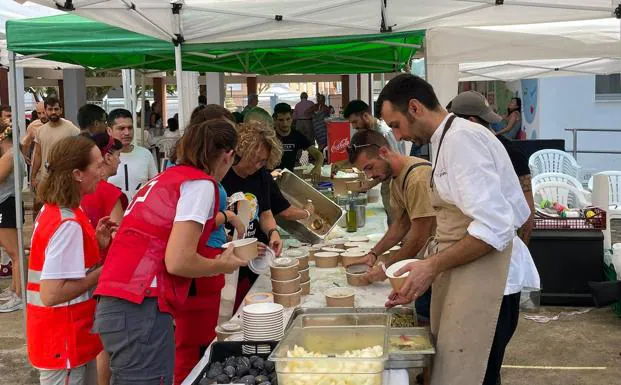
{"left": 175, "top": 44, "right": 185, "bottom": 129}
{"left": 572, "top": 129, "right": 578, "bottom": 160}
{"left": 8, "top": 51, "right": 28, "bottom": 335}
{"left": 140, "top": 71, "right": 146, "bottom": 146}
{"left": 131, "top": 69, "right": 138, "bottom": 146}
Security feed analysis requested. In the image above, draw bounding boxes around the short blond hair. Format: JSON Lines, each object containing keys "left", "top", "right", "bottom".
{"left": 236, "top": 121, "right": 282, "bottom": 170}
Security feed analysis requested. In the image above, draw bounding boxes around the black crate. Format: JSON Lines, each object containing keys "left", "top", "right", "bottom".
{"left": 192, "top": 341, "right": 278, "bottom": 385}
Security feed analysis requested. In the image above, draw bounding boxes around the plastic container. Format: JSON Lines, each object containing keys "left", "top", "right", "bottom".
{"left": 269, "top": 319, "right": 388, "bottom": 385}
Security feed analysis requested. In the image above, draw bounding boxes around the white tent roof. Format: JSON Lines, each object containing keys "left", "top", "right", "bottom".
{"left": 27, "top": 0, "right": 618, "bottom": 44}
{"left": 1, "top": 0, "right": 80, "bottom": 68}
{"left": 424, "top": 18, "right": 621, "bottom": 81}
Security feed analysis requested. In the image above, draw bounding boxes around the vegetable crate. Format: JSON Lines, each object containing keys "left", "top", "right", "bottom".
{"left": 534, "top": 207, "right": 606, "bottom": 231}
{"left": 192, "top": 341, "right": 278, "bottom": 385}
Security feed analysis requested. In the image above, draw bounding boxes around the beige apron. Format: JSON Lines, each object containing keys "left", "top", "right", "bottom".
{"left": 428, "top": 116, "right": 512, "bottom": 385}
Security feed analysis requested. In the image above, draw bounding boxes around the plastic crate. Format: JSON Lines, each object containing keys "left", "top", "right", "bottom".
{"left": 534, "top": 207, "right": 606, "bottom": 231}
{"left": 192, "top": 341, "right": 278, "bottom": 385}
{"left": 603, "top": 263, "right": 621, "bottom": 318}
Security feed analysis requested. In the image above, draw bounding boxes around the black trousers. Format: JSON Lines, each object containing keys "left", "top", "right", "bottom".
{"left": 483, "top": 292, "right": 521, "bottom": 385}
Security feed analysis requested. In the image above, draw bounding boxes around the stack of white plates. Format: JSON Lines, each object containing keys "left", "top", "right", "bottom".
{"left": 242, "top": 303, "right": 284, "bottom": 354}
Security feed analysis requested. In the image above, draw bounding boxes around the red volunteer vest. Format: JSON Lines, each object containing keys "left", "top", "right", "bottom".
{"left": 94, "top": 165, "right": 223, "bottom": 314}
{"left": 27, "top": 205, "right": 102, "bottom": 370}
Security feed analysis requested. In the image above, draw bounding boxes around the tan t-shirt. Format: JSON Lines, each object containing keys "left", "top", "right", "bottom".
{"left": 21, "top": 119, "right": 45, "bottom": 148}
{"left": 35, "top": 118, "right": 80, "bottom": 182}
{"left": 389, "top": 156, "right": 435, "bottom": 220}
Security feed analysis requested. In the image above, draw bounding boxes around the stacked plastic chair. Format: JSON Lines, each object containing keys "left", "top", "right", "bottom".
{"left": 533, "top": 172, "right": 592, "bottom": 203}
{"left": 533, "top": 181, "right": 590, "bottom": 210}
{"left": 528, "top": 149, "right": 581, "bottom": 179}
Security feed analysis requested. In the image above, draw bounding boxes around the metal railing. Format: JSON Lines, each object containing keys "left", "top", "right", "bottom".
{"left": 565, "top": 128, "right": 621, "bottom": 159}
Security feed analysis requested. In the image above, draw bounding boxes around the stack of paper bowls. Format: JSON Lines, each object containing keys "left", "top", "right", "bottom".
{"left": 242, "top": 303, "right": 284, "bottom": 354}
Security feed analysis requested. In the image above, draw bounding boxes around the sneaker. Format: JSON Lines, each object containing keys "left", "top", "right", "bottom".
{"left": 0, "top": 287, "right": 14, "bottom": 301}
{"left": 0, "top": 263, "right": 12, "bottom": 279}
{"left": 0, "top": 293, "right": 23, "bottom": 313}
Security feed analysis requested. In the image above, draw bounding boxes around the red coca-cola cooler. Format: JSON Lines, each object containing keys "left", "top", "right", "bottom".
{"left": 327, "top": 120, "right": 351, "bottom": 163}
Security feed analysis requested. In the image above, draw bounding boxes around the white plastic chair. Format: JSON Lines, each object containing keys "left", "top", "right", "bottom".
{"left": 533, "top": 181, "right": 590, "bottom": 210}
{"left": 588, "top": 171, "right": 621, "bottom": 208}
{"left": 528, "top": 149, "right": 581, "bottom": 179}
{"left": 532, "top": 172, "right": 592, "bottom": 203}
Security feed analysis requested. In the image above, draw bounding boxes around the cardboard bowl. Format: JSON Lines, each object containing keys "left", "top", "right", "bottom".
{"left": 300, "top": 279, "right": 311, "bottom": 295}
{"left": 269, "top": 257, "right": 300, "bottom": 280}
{"left": 271, "top": 274, "right": 301, "bottom": 294}
{"left": 385, "top": 259, "right": 420, "bottom": 291}
{"left": 298, "top": 267, "right": 310, "bottom": 282}
{"left": 341, "top": 250, "right": 368, "bottom": 267}
{"left": 222, "top": 238, "right": 258, "bottom": 261}
{"left": 346, "top": 264, "right": 370, "bottom": 287}
{"left": 314, "top": 252, "right": 339, "bottom": 268}
{"left": 273, "top": 288, "right": 302, "bottom": 308}
{"left": 325, "top": 287, "right": 355, "bottom": 307}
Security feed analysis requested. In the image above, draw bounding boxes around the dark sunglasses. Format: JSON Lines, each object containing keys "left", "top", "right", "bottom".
{"left": 346, "top": 143, "right": 379, "bottom": 158}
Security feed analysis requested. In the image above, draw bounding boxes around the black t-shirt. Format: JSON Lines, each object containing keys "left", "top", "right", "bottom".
{"left": 221, "top": 167, "right": 272, "bottom": 245}
{"left": 497, "top": 136, "right": 530, "bottom": 177}
{"left": 270, "top": 178, "right": 291, "bottom": 216}
{"left": 276, "top": 129, "right": 312, "bottom": 171}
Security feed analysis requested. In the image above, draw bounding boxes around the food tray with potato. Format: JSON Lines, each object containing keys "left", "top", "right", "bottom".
{"left": 269, "top": 322, "right": 389, "bottom": 385}
{"left": 285, "top": 306, "right": 416, "bottom": 330}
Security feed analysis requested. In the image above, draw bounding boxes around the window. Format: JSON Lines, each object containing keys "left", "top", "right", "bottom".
{"left": 595, "top": 74, "right": 621, "bottom": 100}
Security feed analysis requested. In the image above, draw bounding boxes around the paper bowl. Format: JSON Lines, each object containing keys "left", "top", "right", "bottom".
{"left": 346, "top": 263, "right": 370, "bottom": 287}
{"left": 348, "top": 235, "right": 369, "bottom": 243}
{"left": 270, "top": 257, "right": 300, "bottom": 280}
{"left": 300, "top": 279, "right": 311, "bottom": 295}
{"left": 325, "top": 287, "right": 355, "bottom": 307}
{"left": 271, "top": 274, "right": 301, "bottom": 294}
{"left": 385, "top": 259, "right": 420, "bottom": 291}
{"left": 314, "top": 252, "right": 339, "bottom": 268}
{"left": 222, "top": 238, "right": 258, "bottom": 261}
{"left": 341, "top": 250, "right": 368, "bottom": 267}
{"left": 327, "top": 238, "right": 347, "bottom": 249}
{"left": 283, "top": 249, "right": 310, "bottom": 269}
{"left": 298, "top": 267, "right": 310, "bottom": 282}
{"left": 273, "top": 288, "right": 302, "bottom": 308}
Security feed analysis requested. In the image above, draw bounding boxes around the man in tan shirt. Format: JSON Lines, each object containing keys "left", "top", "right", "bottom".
{"left": 30, "top": 97, "right": 80, "bottom": 191}
{"left": 347, "top": 129, "right": 435, "bottom": 321}
{"left": 21, "top": 102, "right": 48, "bottom": 164}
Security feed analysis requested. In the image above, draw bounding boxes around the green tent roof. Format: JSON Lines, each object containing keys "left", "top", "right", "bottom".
{"left": 6, "top": 14, "right": 423, "bottom": 75}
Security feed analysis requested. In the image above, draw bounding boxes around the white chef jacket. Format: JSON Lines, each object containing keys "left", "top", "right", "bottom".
{"left": 430, "top": 114, "right": 540, "bottom": 295}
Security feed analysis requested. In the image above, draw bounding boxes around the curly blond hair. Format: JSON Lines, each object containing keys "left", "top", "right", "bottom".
{"left": 236, "top": 121, "right": 282, "bottom": 170}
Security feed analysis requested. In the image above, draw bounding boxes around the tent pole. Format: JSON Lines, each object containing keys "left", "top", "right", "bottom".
{"left": 140, "top": 71, "right": 145, "bottom": 146}
{"left": 175, "top": 44, "right": 185, "bottom": 129}
{"left": 8, "top": 50, "right": 28, "bottom": 335}
{"left": 131, "top": 69, "right": 138, "bottom": 146}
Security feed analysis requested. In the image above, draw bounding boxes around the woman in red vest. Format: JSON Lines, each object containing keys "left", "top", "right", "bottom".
{"left": 79, "top": 132, "right": 128, "bottom": 385}
{"left": 93, "top": 118, "right": 247, "bottom": 385}
{"left": 27, "top": 135, "right": 117, "bottom": 385}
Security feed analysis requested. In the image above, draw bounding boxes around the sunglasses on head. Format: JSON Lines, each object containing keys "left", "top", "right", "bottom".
{"left": 346, "top": 143, "right": 379, "bottom": 158}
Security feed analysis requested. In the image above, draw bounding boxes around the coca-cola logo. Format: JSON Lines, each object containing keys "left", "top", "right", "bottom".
{"left": 331, "top": 138, "right": 350, "bottom": 153}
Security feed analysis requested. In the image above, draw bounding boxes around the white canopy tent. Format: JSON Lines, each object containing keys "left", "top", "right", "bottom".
{"left": 424, "top": 18, "right": 621, "bottom": 84}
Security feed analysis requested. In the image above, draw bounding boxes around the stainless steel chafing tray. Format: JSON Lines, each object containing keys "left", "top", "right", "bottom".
{"left": 285, "top": 306, "right": 415, "bottom": 330}
{"left": 387, "top": 327, "right": 436, "bottom": 369}
{"left": 274, "top": 169, "right": 344, "bottom": 243}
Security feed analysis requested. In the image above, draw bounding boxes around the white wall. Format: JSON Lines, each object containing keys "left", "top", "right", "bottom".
{"left": 537, "top": 75, "right": 621, "bottom": 174}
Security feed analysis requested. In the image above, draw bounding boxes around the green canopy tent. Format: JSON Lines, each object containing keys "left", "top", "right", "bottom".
{"left": 7, "top": 14, "right": 424, "bottom": 74}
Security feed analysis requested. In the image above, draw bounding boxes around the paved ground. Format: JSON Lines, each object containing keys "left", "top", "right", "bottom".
{"left": 1, "top": 197, "right": 619, "bottom": 385}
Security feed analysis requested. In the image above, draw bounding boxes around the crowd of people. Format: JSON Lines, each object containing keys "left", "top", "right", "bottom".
{"left": 0, "top": 77, "right": 538, "bottom": 385}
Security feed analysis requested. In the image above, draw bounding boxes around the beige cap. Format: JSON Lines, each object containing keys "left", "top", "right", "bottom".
{"left": 449, "top": 91, "right": 502, "bottom": 124}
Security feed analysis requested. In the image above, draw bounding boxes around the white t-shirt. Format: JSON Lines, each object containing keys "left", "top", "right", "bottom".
{"left": 108, "top": 146, "right": 158, "bottom": 202}
{"left": 40, "top": 221, "right": 85, "bottom": 280}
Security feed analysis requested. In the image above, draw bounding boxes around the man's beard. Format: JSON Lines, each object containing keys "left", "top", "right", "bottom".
{"left": 48, "top": 115, "right": 60, "bottom": 122}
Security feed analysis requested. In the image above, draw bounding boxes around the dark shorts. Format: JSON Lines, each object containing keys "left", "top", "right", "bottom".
{"left": 93, "top": 297, "right": 174, "bottom": 385}
{"left": 0, "top": 197, "right": 24, "bottom": 229}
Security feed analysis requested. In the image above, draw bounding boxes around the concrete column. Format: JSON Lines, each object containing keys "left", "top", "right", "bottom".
{"left": 62, "top": 68, "right": 86, "bottom": 124}
{"left": 341, "top": 75, "right": 350, "bottom": 107}
{"left": 359, "top": 74, "right": 371, "bottom": 107}
{"left": 246, "top": 76, "right": 257, "bottom": 97}
{"left": 206, "top": 72, "right": 225, "bottom": 106}
{"left": 348, "top": 75, "right": 358, "bottom": 102}
{"left": 0, "top": 68, "right": 8, "bottom": 105}
{"left": 153, "top": 77, "right": 167, "bottom": 122}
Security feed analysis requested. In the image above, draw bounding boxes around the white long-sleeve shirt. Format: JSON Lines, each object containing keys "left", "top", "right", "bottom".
{"left": 431, "top": 114, "right": 540, "bottom": 294}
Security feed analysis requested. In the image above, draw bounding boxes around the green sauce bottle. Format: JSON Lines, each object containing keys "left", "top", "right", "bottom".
{"left": 346, "top": 190, "right": 357, "bottom": 232}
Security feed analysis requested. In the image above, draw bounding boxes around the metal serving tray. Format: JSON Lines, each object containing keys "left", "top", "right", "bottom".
{"left": 285, "top": 306, "right": 415, "bottom": 330}
{"left": 274, "top": 169, "right": 344, "bottom": 243}
{"left": 386, "top": 327, "right": 436, "bottom": 369}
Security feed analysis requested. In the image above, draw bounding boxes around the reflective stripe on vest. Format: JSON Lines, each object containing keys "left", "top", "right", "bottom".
{"left": 27, "top": 267, "right": 92, "bottom": 307}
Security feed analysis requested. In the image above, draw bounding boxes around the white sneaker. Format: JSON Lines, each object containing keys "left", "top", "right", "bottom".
{"left": 0, "top": 293, "right": 23, "bottom": 313}
{"left": 0, "top": 287, "right": 14, "bottom": 301}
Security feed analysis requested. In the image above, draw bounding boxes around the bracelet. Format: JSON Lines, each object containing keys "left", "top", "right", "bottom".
{"left": 369, "top": 250, "right": 378, "bottom": 260}
{"left": 268, "top": 228, "right": 280, "bottom": 240}
{"left": 303, "top": 209, "right": 311, "bottom": 219}
{"left": 220, "top": 210, "right": 228, "bottom": 224}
